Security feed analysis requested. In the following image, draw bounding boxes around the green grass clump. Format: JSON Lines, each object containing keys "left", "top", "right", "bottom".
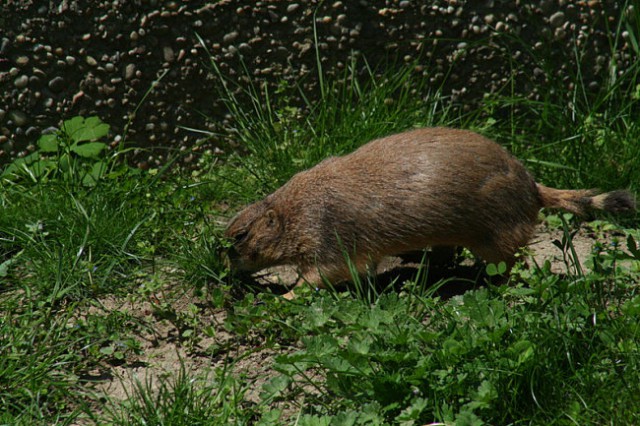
{"left": 0, "top": 296, "right": 83, "bottom": 424}
{"left": 100, "top": 365, "right": 254, "bottom": 425}
{"left": 1, "top": 184, "right": 154, "bottom": 301}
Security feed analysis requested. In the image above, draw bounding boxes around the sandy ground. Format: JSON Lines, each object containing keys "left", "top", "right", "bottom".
{"left": 82, "top": 223, "right": 626, "bottom": 418}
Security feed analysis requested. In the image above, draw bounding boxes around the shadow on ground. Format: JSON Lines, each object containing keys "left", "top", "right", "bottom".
{"left": 237, "top": 248, "right": 494, "bottom": 301}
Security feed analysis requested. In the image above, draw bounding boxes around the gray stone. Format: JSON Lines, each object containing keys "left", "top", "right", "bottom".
{"left": 86, "top": 55, "right": 98, "bottom": 66}
{"left": 25, "top": 126, "right": 39, "bottom": 138}
{"left": 10, "top": 110, "right": 28, "bottom": 127}
{"left": 14, "top": 75, "right": 29, "bottom": 89}
{"left": 15, "top": 56, "right": 29, "bottom": 67}
{"left": 32, "top": 67, "right": 46, "bottom": 78}
{"left": 223, "top": 31, "right": 239, "bottom": 44}
{"left": 29, "top": 75, "right": 43, "bottom": 87}
{"left": 48, "top": 76, "right": 65, "bottom": 92}
{"left": 549, "top": 11, "right": 565, "bottom": 28}
{"left": 286, "top": 3, "right": 299, "bottom": 13}
{"left": 0, "top": 37, "right": 9, "bottom": 54}
{"left": 125, "top": 63, "right": 136, "bottom": 80}
{"left": 163, "top": 46, "right": 175, "bottom": 62}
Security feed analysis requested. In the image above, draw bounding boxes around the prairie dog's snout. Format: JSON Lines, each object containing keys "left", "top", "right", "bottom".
{"left": 224, "top": 127, "right": 635, "bottom": 297}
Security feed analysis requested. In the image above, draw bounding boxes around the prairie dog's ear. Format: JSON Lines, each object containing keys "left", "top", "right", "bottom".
{"left": 266, "top": 209, "right": 278, "bottom": 228}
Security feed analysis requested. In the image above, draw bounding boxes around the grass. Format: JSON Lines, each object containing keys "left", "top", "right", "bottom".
{"left": 1, "top": 14, "right": 640, "bottom": 425}
{"left": 99, "top": 363, "right": 256, "bottom": 425}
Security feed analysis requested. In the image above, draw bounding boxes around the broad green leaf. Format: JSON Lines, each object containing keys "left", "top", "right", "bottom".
{"left": 72, "top": 142, "right": 107, "bottom": 158}
{"left": 395, "top": 397, "right": 428, "bottom": 424}
{"left": 99, "top": 346, "right": 115, "bottom": 355}
{"left": 455, "top": 409, "right": 484, "bottom": 426}
{"left": 297, "top": 415, "right": 331, "bottom": 426}
{"left": 2, "top": 161, "right": 20, "bottom": 176}
{"left": 256, "top": 410, "right": 283, "bottom": 426}
{"left": 62, "top": 116, "right": 85, "bottom": 137}
{"left": 347, "top": 336, "right": 371, "bottom": 355}
{"left": 260, "top": 375, "right": 291, "bottom": 401}
{"left": 2, "top": 152, "right": 47, "bottom": 180}
{"left": 82, "top": 161, "right": 108, "bottom": 186}
{"left": 486, "top": 261, "right": 507, "bottom": 277}
{"left": 332, "top": 411, "right": 359, "bottom": 426}
{"left": 622, "top": 295, "right": 640, "bottom": 316}
{"left": 64, "top": 116, "right": 110, "bottom": 143}
{"left": 59, "top": 153, "right": 71, "bottom": 172}
{"left": 37, "top": 133, "right": 60, "bottom": 152}
{"left": 442, "top": 338, "right": 464, "bottom": 357}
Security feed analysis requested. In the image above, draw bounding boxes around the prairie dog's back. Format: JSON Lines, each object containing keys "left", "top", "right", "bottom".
{"left": 298, "top": 128, "right": 527, "bottom": 198}
{"left": 276, "top": 128, "right": 540, "bottom": 250}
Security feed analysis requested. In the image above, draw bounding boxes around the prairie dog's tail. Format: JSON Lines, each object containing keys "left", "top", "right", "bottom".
{"left": 536, "top": 184, "right": 636, "bottom": 216}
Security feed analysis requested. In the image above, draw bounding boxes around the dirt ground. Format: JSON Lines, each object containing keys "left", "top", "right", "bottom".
{"left": 84, "top": 223, "right": 622, "bottom": 416}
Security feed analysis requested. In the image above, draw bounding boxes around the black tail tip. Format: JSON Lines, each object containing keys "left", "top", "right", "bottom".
{"left": 602, "top": 190, "right": 636, "bottom": 213}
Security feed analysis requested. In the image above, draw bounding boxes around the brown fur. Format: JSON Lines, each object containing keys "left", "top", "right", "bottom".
{"left": 225, "top": 127, "right": 636, "bottom": 298}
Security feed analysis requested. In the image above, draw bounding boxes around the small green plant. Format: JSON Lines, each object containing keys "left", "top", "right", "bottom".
{"left": 485, "top": 261, "right": 507, "bottom": 277}
{"left": 1, "top": 116, "right": 133, "bottom": 187}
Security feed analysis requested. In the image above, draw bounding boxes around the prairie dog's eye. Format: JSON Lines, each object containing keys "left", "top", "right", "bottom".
{"left": 234, "top": 230, "right": 249, "bottom": 243}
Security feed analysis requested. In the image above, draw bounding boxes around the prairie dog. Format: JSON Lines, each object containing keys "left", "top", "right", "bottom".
{"left": 225, "top": 127, "right": 635, "bottom": 299}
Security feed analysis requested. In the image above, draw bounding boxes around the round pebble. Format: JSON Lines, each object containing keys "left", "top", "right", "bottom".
{"left": 25, "top": 126, "right": 39, "bottom": 138}
{"left": 549, "top": 11, "right": 565, "bottom": 28}
{"left": 15, "top": 56, "right": 30, "bottom": 67}
{"left": 48, "top": 76, "right": 65, "bottom": 92}
{"left": 14, "top": 75, "right": 29, "bottom": 89}
{"left": 10, "top": 111, "right": 28, "bottom": 127}
{"left": 163, "top": 46, "right": 175, "bottom": 62}
{"left": 223, "top": 31, "right": 239, "bottom": 44}
{"left": 125, "top": 63, "right": 136, "bottom": 80}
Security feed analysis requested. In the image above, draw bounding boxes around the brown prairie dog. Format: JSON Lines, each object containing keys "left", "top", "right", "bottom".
{"left": 225, "top": 127, "right": 635, "bottom": 299}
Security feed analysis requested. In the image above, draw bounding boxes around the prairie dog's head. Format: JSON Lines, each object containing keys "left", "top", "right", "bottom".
{"left": 224, "top": 198, "right": 285, "bottom": 272}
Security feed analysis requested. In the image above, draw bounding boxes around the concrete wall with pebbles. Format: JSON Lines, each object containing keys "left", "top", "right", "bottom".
{"left": 0, "top": 0, "right": 636, "bottom": 167}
